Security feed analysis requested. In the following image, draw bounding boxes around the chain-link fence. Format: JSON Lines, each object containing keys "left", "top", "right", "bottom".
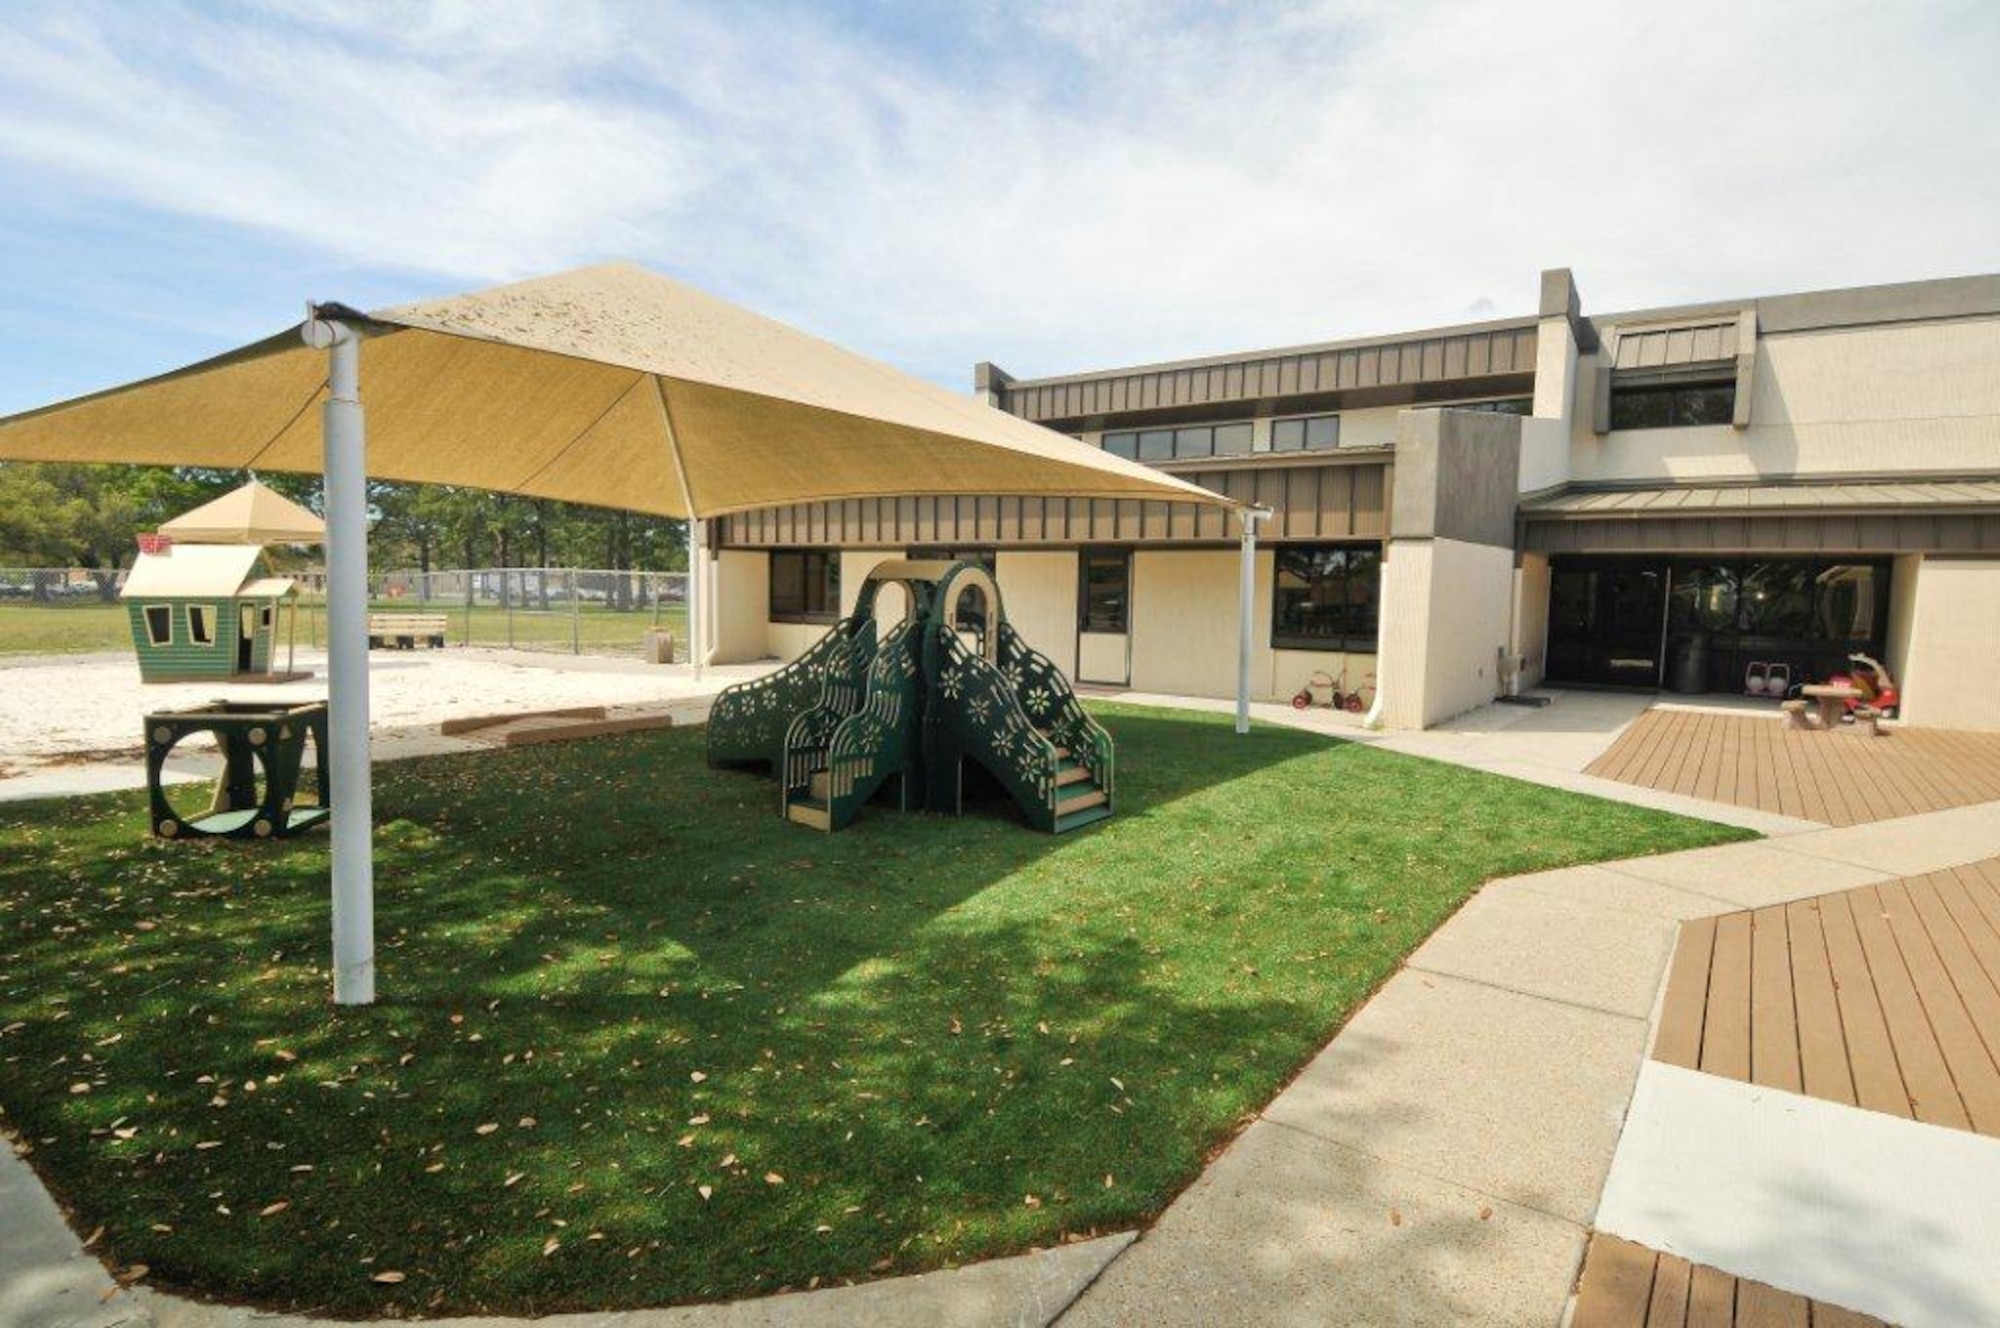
{"left": 0, "top": 566, "right": 690, "bottom": 661}
{"left": 341, "top": 569, "right": 689, "bottom": 658}
{"left": 0, "top": 567, "right": 127, "bottom": 601}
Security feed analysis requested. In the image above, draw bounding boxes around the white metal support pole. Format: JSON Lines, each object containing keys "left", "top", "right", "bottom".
{"left": 686, "top": 518, "right": 704, "bottom": 680}
{"left": 303, "top": 312, "right": 375, "bottom": 1006}
{"left": 1235, "top": 506, "right": 1270, "bottom": 735}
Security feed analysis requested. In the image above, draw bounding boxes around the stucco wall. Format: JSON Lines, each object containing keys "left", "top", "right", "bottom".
{"left": 996, "top": 551, "right": 1079, "bottom": 679}
{"left": 1130, "top": 551, "right": 1258, "bottom": 698}
{"left": 1897, "top": 558, "right": 2000, "bottom": 732}
{"left": 1375, "top": 538, "right": 1514, "bottom": 728}
{"left": 1511, "top": 554, "right": 1551, "bottom": 690}
{"left": 1572, "top": 315, "right": 2000, "bottom": 483}
{"left": 1125, "top": 549, "right": 1374, "bottom": 702}
{"left": 1885, "top": 554, "right": 1921, "bottom": 695}
{"left": 710, "top": 550, "right": 771, "bottom": 663}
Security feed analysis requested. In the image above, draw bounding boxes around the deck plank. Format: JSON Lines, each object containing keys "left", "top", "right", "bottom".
{"left": 1646, "top": 1254, "right": 1693, "bottom": 1328}
{"left": 1909, "top": 874, "right": 2000, "bottom": 1069}
{"left": 1748, "top": 905, "right": 1802, "bottom": 1093}
{"left": 1735, "top": 1279, "right": 1809, "bottom": 1328}
{"left": 1654, "top": 915, "right": 1718, "bottom": 1069}
{"left": 1686, "top": 1264, "right": 1736, "bottom": 1328}
{"left": 1702, "top": 911, "right": 1754, "bottom": 1082}
{"left": 1817, "top": 888, "right": 1913, "bottom": 1120}
{"left": 1878, "top": 877, "right": 2000, "bottom": 1133}
{"left": 1785, "top": 896, "right": 1856, "bottom": 1106}
{"left": 1844, "top": 883, "right": 1969, "bottom": 1130}
{"left": 1572, "top": 1233, "right": 1656, "bottom": 1328}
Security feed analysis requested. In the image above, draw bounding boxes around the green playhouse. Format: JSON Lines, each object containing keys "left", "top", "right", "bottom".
{"left": 120, "top": 542, "right": 303, "bottom": 684}
{"left": 708, "top": 559, "right": 1115, "bottom": 834}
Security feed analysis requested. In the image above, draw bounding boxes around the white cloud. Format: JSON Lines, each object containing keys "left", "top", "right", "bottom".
{"left": 0, "top": 0, "right": 1994, "bottom": 388}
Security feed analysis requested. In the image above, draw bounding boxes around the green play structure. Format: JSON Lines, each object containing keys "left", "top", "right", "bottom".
{"left": 145, "top": 700, "right": 330, "bottom": 840}
{"left": 707, "top": 559, "right": 1115, "bottom": 833}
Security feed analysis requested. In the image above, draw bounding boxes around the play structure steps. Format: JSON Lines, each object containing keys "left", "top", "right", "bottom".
{"left": 710, "top": 559, "right": 1116, "bottom": 835}
{"left": 785, "top": 793, "right": 831, "bottom": 831}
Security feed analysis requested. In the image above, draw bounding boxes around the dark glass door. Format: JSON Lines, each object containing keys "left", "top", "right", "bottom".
{"left": 1546, "top": 558, "right": 1667, "bottom": 687}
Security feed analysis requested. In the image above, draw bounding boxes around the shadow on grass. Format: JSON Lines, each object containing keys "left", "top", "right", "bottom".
{"left": 0, "top": 705, "right": 1744, "bottom": 1316}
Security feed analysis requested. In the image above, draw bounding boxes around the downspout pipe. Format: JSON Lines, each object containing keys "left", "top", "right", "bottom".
{"left": 302, "top": 309, "right": 375, "bottom": 1005}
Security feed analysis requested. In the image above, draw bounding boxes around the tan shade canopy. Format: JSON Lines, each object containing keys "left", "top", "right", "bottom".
{"left": 0, "top": 263, "right": 1237, "bottom": 520}
{"left": 158, "top": 477, "right": 325, "bottom": 545}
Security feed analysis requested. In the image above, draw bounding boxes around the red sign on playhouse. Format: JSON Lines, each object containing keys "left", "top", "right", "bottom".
{"left": 136, "top": 532, "right": 173, "bottom": 556}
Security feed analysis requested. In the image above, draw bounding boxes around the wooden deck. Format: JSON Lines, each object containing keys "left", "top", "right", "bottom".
{"left": 1585, "top": 709, "right": 2000, "bottom": 826}
{"left": 1573, "top": 1233, "right": 1886, "bottom": 1327}
{"left": 1652, "top": 859, "right": 2000, "bottom": 1136}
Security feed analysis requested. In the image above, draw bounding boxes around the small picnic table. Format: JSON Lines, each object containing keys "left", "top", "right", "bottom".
{"left": 1800, "top": 683, "right": 1863, "bottom": 729}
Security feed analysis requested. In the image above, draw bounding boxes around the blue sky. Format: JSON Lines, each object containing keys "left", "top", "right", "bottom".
{"left": 1, "top": 0, "right": 1995, "bottom": 414}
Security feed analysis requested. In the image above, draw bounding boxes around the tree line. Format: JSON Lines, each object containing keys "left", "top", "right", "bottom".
{"left": 0, "top": 462, "right": 690, "bottom": 587}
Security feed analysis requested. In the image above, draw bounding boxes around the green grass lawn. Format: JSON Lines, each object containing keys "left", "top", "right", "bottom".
{"left": 0, "top": 706, "right": 1749, "bottom": 1315}
{"left": 0, "top": 601, "right": 688, "bottom": 657}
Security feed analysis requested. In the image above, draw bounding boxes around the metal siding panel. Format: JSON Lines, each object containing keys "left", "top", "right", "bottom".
{"left": 1353, "top": 466, "right": 1387, "bottom": 537}
{"left": 1255, "top": 469, "right": 1286, "bottom": 516}
{"left": 1320, "top": 467, "right": 1355, "bottom": 538}
{"left": 1283, "top": 469, "right": 1316, "bottom": 538}
{"left": 1466, "top": 336, "right": 1491, "bottom": 377}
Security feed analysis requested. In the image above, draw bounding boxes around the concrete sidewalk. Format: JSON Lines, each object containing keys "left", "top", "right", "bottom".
{"left": 1056, "top": 798, "right": 2000, "bottom": 1326}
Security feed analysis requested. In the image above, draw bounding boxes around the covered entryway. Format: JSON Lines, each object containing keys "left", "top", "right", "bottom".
{"left": 1546, "top": 554, "right": 1889, "bottom": 695}
{"left": 1523, "top": 479, "right": 2000, "bottom": 723}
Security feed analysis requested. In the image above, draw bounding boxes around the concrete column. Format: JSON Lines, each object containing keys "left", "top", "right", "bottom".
{"left": 972, "top": 362, "right": 1014, "bottom": 409}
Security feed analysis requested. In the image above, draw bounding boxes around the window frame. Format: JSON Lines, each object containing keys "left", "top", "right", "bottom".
{"left": 768, "top": 549, "right": 841, "bottom": 624}
{"left": 1269, "top": 542, "right": 1382, "bottom": 653}
{"left": 1270, "top": 412, "right": 1342, "bottom": 453}
{"left": 1077, "top": 548, "right": 1131, "bottom": 635}
{"left": 142, "top": 604, "right": 173, "bottom": 647}
{"left": 187, "top": 603, "right": 214, "bottom": 645}
{"left": 1609, "top": 378, "right": 1737, "bottom": 430}
{"left": 1102, "top": 421, "right": 1254, "bottom": 462}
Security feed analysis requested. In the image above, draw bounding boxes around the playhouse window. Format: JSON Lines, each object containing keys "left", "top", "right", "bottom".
{"left": 187, "top": 605, "right": 214, "bottom": 644}
{"left": 143, "top": 605, "right": 173, "bottom": 645}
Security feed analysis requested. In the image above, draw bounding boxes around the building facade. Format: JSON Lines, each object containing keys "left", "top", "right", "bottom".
{"left": 704, "top": 269, "right": 2000, "bottom": 731}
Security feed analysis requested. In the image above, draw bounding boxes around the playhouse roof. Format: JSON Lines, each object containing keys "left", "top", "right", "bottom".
{"left": 121, "top": 544, "right": 283, "bottom": 599}
{"left": 160, "top": 478, "right": 324, "bottom": 545}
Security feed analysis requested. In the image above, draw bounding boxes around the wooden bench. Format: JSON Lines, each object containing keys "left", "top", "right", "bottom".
{"left": 368, "top": 613, "right": 450, "bottom": 650}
